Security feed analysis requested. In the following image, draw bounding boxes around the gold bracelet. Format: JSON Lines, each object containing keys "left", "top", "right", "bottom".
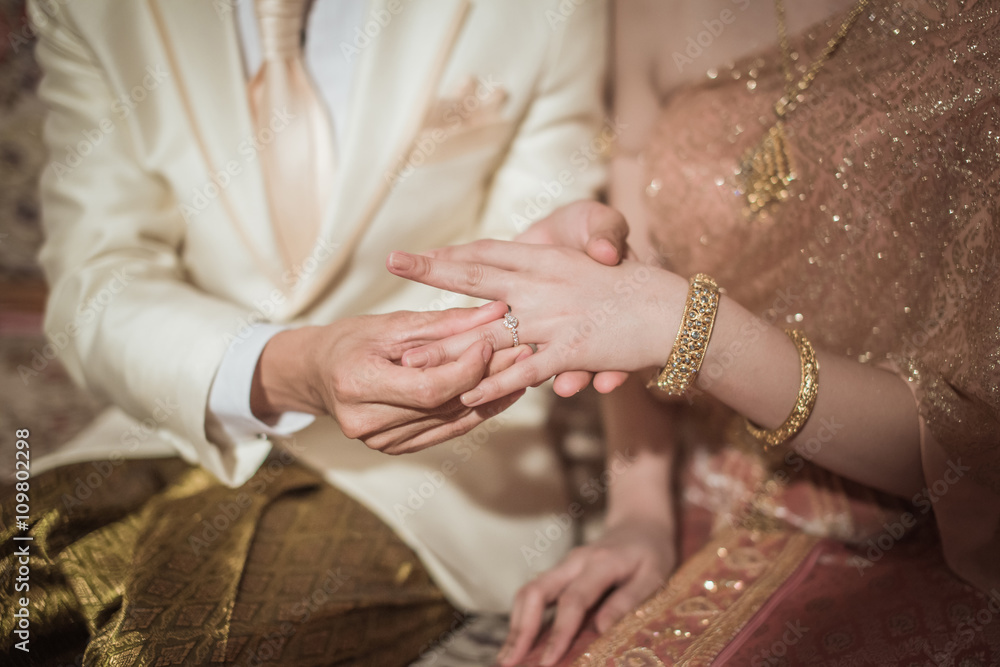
{"left": 746, "top": 329, "right": 820, "bottom": 451}
{"left": 647, "top": 273, "right": 720, "bottom": 396}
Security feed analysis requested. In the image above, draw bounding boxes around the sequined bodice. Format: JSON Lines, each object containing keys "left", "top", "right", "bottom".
{"left": 642, "top": 0, "right": 1000, "bottom": 465}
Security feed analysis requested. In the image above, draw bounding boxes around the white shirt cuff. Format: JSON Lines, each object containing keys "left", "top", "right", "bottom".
{"left": 208, "top": 323, "right": 317, "bottom": 444}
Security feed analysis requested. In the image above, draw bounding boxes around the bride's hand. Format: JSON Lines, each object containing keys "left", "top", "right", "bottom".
{"left": 514, "top": 201, "right": 634, "bottom": 395}
{"left": 498, "top": 518, "right": 675, "bottom": 666}
{"left": 386, "top": 240, "right": 687, "bottom": 407}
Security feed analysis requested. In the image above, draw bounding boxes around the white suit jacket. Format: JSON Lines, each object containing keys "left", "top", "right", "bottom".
{"left": 29, "top": 0, "right": 608, "bottom": 612}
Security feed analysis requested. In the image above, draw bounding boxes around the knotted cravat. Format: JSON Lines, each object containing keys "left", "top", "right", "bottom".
{"left": 249, "top": 0, "right": 335, "bottom": 270}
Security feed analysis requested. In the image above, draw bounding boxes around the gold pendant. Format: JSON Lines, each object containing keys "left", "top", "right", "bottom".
{"left": 736, "top": 120, "right": 795, "bottom": 216}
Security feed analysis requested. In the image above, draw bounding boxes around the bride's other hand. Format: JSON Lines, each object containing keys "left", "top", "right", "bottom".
{"left": 497, "top": 519, "right": 675, "bottom": 667}
{"left": 386, "top": 241, "right": 687, "bottom": 407}
{"left": 498, "top": 374, "right": 679, "bottom": 666}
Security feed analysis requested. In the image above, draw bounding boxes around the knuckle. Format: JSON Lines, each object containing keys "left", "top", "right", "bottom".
{"left": 469, "top": 239, "right": 497, "bottom": 254}
{"left": 557, "top": 590, "right": 586, "bottom": 613}
{"left": 589, "top": 545, "right": 614, "bottom": 561}
{"left": 339, "top": 415, "right": 366, "bottom": 441}
{"left": 330, "top": 369, "right": 364, "bottom": 402}
{"left": 363, "top": 434, "right": 388, "bottom": 452}
{"left": 478, "top": 377, "right": 502, "bottom": 400}
{"left": 481, "top": 327, "right": 503, "bottom": 349}
{"left": 461, "top": 262, "right": 486, "bottom": 289}
{"left": 394, "top": 311, "right": 429, "bottom": 341}
{"left": 412, "top": 383, "right": 440, "bottom": 409}
{"left": 428, "top": 345, "right": 449, "bottom": 366}
{"left": 598, "top": 603, "right": 628, "bottom": 626}
{"left": 515, "top": 362, "right": 542, "bottom": 387}
{"left": 519, "top": 582, "right": 545, "bottom": 606}
{"left": 581, "top": 199, "right": 615, "bottom": 223}
{"left": 412, "top": 254, "right": 433, "bottom": 277}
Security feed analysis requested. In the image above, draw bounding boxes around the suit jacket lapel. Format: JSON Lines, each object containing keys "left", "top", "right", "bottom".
{"left": 283, "top": 0, "right": 472, "bottom": 318}
{"left": 148, "top": 0, "right": 286, "bottom": 290}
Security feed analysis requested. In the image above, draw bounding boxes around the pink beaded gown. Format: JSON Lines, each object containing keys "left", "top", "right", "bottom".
{"left": 525, "top": 1, "right": 1000, "bottom": 665}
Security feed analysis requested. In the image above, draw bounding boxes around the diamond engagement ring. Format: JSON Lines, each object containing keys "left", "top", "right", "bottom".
{"left": 503, "top": 311, "right": 519, "bottom": 346}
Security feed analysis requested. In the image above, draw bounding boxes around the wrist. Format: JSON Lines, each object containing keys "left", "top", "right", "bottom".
{"left": 606, "top": 500, "right": 674, "bottom": 527}
{"left": 251, "top": 326, "right": 325, "bottom": 421}
{"left": 637, "top": 268, "right": 689, "bottom": 370}
{"left": 604, "top": 455, "right": 675, "bottom": 528}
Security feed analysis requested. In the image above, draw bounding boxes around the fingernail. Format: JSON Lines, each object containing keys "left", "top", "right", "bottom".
{"left": 462, "top": 388, "right": 484, "bottom": 406}
{"left": 515, "top": 345, "right": 533, "bottom": 362}
{"left": 405, "top": 352, "right": 428, "bottom": 368}
{"left": 541, "top": 642, "right": 557, "bottom": 666}
{"left": 481, "top": 344, "right": 492, "bottom": 363}
{"left": 388, "top": 252, "right": 414, "bottom": 271}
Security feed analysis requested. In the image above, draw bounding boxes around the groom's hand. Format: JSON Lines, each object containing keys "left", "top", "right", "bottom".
{"left": 250, "top": 301, "right": 528, "bottom": 454}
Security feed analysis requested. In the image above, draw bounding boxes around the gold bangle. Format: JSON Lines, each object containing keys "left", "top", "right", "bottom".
{"left": 746, "top": 329, "right": 820, "bottom": 451}
{"left": 647, "top": 273, "right": 720, "bottom": 396}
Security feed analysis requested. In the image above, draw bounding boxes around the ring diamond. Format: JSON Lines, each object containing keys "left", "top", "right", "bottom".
{"left": 503, "top": 312, "right": 519, "bottom": 346}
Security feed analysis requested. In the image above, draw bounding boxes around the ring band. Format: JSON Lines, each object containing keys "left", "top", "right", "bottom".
{"left": 503, "top": 311, "right": 519, "bottom": 347}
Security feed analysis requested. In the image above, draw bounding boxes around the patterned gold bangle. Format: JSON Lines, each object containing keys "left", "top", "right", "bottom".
{"left": 647, "top": 273, "right": 720, "bottom": 396}
{"left": 746, "top": 329, "right": 820, "bottom": 451}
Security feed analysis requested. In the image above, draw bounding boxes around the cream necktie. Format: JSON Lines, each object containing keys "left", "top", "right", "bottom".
{"left": 249, "top": 0, "right": 336, "bottom": 271}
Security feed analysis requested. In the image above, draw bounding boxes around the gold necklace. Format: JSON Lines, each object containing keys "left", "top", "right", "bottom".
{"left": 737, "top": 0, "right": 869, "bottom": 216}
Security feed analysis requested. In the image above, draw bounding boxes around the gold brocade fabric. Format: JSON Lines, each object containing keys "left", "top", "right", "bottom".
{"left": 642, "top": 0, "right": 1000, "bottom": 589}
{"left": 0, "top": 457, "right": 455, "bottom": 666}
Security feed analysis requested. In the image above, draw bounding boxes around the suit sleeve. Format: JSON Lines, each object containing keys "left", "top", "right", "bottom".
{"left": 475, "top": 0, "right": 610, "bottom": 240}
{"left": 29, "top": 0, "right": 269, "bottom": 486}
